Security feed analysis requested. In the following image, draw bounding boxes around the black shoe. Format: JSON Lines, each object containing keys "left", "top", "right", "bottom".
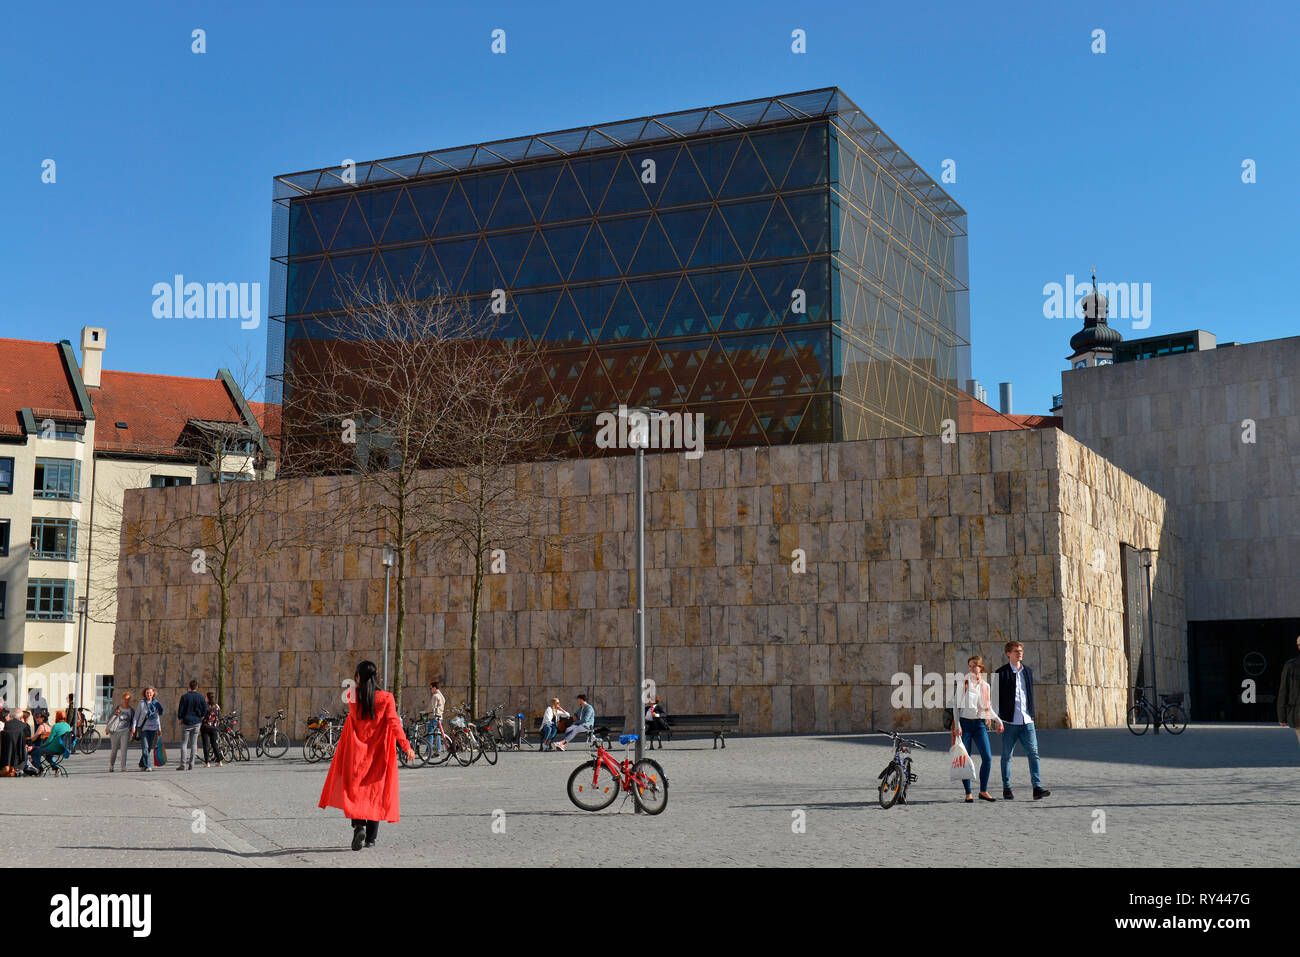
{"left": 351, "top": 825, "right": 366, "bottom": 851}
{"left": 364, "top": 841, "right": 375, "bottom": 848}
{"left": 1003, "top": 788, "right": 1014, "bottom": 800}
{"left": 1033, "top": 787, "right": 1051, "bottom": 800}
{"left": 978, "top": 793, "right": 996, "bottom": 802}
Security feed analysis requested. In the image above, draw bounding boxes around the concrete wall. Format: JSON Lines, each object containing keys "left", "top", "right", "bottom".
{"left": 112, "top": 430, "right": 1184, "bottom": 734}
{"left": 1063, "top": 336, "right": 1300, "bottom": 622}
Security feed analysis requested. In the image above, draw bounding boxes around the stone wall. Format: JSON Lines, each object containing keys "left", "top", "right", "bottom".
{"left": 113, "top": 430, "right": 1184, "bottom": 734}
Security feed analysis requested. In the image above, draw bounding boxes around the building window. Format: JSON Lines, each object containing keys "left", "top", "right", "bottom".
{"left": 0, "top": 581, "right": 6, "bottom": 619}
{"left": 218, "top": 471, "right": 253, "bottom": 483}
{"left": 30, "top": 517, "right": 78, "bottom": 561}
{"left": 0, "top": 457, "right": 13, "bottom": 494}
{"left": 0, "top": 519, "right": 8, "bottom": 557}
{"left": 34, "top": 458, "right": 81, "bottom": 500}
{"left": 1073, "top": 360, "right": 1087, "bottom": 370}
{"left": 44, "top": 422, "right": 86, "bottom": 442}
{"left": 94, "top": 675, "right": 114, "bottom": 722}
{"left": 25, "top": 579, "right": 75, "bottom": 622}
{"left": 150, "top": 475, "right": 193, "bottom": 488}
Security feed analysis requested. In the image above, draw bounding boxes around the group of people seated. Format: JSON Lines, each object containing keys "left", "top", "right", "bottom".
{"left": 537, "top": 694, "right": 670, "bottom": 751}
{"left": 0, "top": 707, "right": 74, "bottom": 776}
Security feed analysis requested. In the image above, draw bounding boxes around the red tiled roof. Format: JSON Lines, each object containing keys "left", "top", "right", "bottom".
{"left": 248, "top": 401, "right": 281, "bottom": 458}
{"left": 93, "top": 370, "right": 245, "bottom": 457}
{"left": 958, "top": 390, "right": 1061, "bottom": 433}
{"left": 0, "top": 338, "right": 83, "bottom": 436}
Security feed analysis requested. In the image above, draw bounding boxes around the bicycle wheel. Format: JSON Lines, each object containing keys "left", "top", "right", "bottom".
{"left": 1126, "top": 705, "right": 1150, "bottom": 736}
{"left": 567, "top": 760, "right": 621, "bottom": 811}
{"left": 1162, "top": 705, "right": 1188, "bottom": 735}
{"left": 265, "top": 729, "right": 290, "bottom": 759}
{"left": 479, "top": 732, "right": 498, "bottom": 766}
{"left": 631, "top": 758, "right": 668, "bottom": 814}
{"left": 219, "top": 735, "right": 235, "bottom": 764}
{"left": 303, "top": 731, "right": 320, "bottom": 763}
{"left": 878, "top": 763, "right": 905, "bottom": 809}
{"left": 451, "top": 729, "right": 477, "bottom": 766}
{"left": 397, "top": 741, "right": 410, "bottom": 768}
{"left": 256, "top": 737, "right": 265, "bottom": 758}
{"left": 80, "top": 729, "right": 102, "bottom": 755}
{"left": 236, "top": 736, "right": 250, "bottom": 762}
{"left": 423, "top": 732, "right": 452, "bottom": 766}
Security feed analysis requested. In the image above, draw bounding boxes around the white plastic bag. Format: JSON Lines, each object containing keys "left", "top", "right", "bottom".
{"left": 949, "top": 739, "right": 974, "bottom": 781}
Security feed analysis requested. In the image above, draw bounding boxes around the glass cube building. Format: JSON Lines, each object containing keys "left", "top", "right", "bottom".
{"left": 267, "top": 88, "right": 969, "bottom": 457}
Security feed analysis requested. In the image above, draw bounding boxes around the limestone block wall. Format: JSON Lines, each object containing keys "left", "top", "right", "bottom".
{"left": 113, "top": 430, "right": 1184, "bottom": 735}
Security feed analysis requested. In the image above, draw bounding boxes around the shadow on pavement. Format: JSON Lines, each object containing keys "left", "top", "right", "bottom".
{"left": 811, "top": 725, "right": 1300, "bottom": 769}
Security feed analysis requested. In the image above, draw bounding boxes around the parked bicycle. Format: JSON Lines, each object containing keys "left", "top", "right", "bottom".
{"left": 255, "top": 708, "right": 291, "bottom": 758}
{"left": 465, "top": 705, "right": 500, "bottom": 765}
{"left": 875, "top": 728, "right": 925, "bottom": 809}
{"left": 1127, "top": 688, "right": 1188, "bottom": 735}
{"left": 303, "top": 711, "right": 345, "bottom": 763}
{"left": 217, "top": 712, "right": 250, "bottom": 762}
{"left": 566, "top": 733, "right": 667, "bottom": 814}
{"left": 74, "top": 707, "right": 101, "bottom": 755}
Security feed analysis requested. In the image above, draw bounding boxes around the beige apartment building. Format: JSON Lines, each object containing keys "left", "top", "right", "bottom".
{"left": 0, "top": 328, "right": 274, "bottom": 720}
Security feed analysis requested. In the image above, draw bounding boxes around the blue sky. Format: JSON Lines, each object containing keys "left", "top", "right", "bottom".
{"left": 3, "top": 0, "right": 1296, "bottom": 413}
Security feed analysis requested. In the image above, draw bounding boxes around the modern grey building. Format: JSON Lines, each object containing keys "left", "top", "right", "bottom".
{"left": 1063, "top": 334, "right": 1300, "bottom": 721}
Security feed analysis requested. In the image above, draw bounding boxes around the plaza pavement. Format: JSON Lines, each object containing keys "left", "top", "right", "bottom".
{"left": 3, "top": 725, "right": 1296, "bottom": 867}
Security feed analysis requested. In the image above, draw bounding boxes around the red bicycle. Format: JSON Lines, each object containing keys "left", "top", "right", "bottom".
{"left": 566, "top": 735, "right": 668, "bottom": 814}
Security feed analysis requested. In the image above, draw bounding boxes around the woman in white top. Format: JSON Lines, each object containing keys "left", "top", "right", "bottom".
{"left": 540, "top": 698, "right": 568, "bottom": 752}
{"left": 951, "top": 655, "right": 1004, "bottom": 802}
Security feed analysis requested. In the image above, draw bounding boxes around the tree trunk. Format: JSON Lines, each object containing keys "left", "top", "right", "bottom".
{"left": 392, "top": 493, "right": 407, "bottom": 716}
{"left": 217, "top": 580, "right": 229, "bottom": 710}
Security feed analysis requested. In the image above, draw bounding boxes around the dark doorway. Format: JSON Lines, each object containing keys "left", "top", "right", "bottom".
{"left": 1188, "top": 619, "right": 1300, "bottom": 721}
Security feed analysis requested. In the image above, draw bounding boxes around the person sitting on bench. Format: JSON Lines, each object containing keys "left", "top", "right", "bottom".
{"left": 31, "top": 711, "right": 73, "bottom": 773}
{"left": 555, "top": 694, "right": 594, "bottom": 751}
{"left": 645, "top": 696, "right": 669, "bottom": 749}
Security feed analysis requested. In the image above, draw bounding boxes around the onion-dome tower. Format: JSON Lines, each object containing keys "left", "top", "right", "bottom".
{"left": 1067, "top": 270, "right": 1123, "bottom": 369}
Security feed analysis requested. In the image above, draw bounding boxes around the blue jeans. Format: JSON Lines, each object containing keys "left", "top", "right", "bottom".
{"left": 958, "top": 718, "right": 992, "bottom": 795}
{"left": 139, "top": 729, "right": 159, "bottom": 768}
{"left": 427, "top": 718, "right": 443, "bottom": 753}
{"left": 540, "top": 724, "right": 557, "bottom": 748}
{"left": 1000, "top": 722, "right": 1043, "bottom": 789}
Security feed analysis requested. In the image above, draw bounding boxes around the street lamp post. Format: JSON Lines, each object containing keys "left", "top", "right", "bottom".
{"left": 624, "top": 406, "right": 660, "bottom": 813}
{"left": 381, "top": 544, "right": 396, "bottom": 690}
{"left": 74, "top": 596, "right": 88, "bottom": 721}
{"left": 1141, "top": 548, "right": 1159, "bottom": 734}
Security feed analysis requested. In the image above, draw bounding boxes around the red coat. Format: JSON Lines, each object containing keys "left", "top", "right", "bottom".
{"left": 318, "top": 690, "right": 411, "bottom": 822}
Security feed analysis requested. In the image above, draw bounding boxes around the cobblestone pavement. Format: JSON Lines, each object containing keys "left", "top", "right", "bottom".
{"left": 4, "top": 725, "right": 1296, "bottom": 867}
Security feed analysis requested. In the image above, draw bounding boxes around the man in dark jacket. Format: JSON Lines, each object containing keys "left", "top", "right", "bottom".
{"left": 176, "top": 680, "right": 208, "bottom": 771}
{"left": 1279, "top": 634, "right": 1300, "bottom": 751}
{"left": 995, "top": 641, "right": 1050, "bottom": 800}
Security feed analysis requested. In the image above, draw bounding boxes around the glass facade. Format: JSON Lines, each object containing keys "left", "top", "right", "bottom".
{"left": 269, "top": 89, "right": 968, "bottom": 457}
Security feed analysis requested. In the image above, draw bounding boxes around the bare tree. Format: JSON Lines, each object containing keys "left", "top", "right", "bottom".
{"left": 280, "top": 278, "right": 570, "bottom": 715}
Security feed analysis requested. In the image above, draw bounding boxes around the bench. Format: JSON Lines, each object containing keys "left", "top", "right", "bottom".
{"left": 531, "top": 715, "right": 626, "bottom": 751}
{"left": 650, "top": 713, "right": 740, "bottom": 749}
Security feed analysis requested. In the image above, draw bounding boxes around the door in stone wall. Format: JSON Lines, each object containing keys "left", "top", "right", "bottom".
{"left": 1120, "top": 544, "right": 1150, "bottom": 706}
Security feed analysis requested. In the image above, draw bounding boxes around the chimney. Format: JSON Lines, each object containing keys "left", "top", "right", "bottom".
{"left": 999, "top": 382, "right": 1013, "bottom": 415}
{"left": 80, "top": 327, "right": 106, "bottom": 388}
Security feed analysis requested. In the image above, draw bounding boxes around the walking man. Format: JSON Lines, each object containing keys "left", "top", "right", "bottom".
{"left": 996, "top": 641, "right": 1050, "bottom": 800}
{"left": 427, "top": 681, "right": 445, "bottom": 755}
{"left": 177, "top": 680, "right": 207, "bottom": 770}
{"left": 106, "top": 692, "right": 133, "bottom": 772}
{"left": 1279, "top": 633, "right": 1300, "bottom": 751}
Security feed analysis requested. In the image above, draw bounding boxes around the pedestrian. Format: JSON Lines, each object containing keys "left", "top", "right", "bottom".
{"left": 176, "top": 680, "right": 207, "bottom": 771}
{"left": 106, "top": 692, "right": 133, "bottom": 772}
{"left": 645, "top": 695, "right": 669, "bottom": 749}
{"left": 555, "top": 694, "right": 594, "bottom": 751}
{"left": 995, "top": 641, "right": 1050, "bottom": 800}
{"left": 200, "top": 693, "right": 223, "bottom": 768}
{"left": 318, "top": 660, "right": 413, "bottom": 850}
{"left": 427, "top": 680, "right": 445, "bottom": 755}
{"left": 540, "top": 697, "right": 567, "bottom": 751}
{"left": 1278, "top": 632, "right": 1300, "bottom": 750}
{"left": 950, "top": 655, "right": 1004, "bottom": 803}
{"left": 68, "top": 694, "right": 78, "bottom": 734}
{"left": 132, "top": 686, "right": 165, "bottom": 771}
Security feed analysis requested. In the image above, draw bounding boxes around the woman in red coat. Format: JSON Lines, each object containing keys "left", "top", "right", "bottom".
{"left": 319, "top": 660, "right": 414, "bottom": 850}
